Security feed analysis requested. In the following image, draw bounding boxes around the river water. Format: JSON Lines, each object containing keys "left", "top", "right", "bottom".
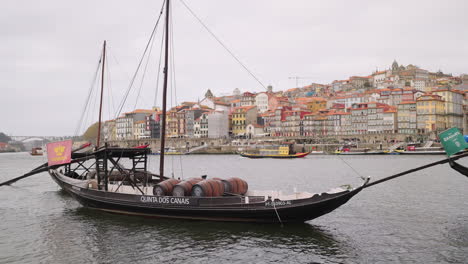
{"left": 0, "top": 152, "right": 467, "bottom": 263}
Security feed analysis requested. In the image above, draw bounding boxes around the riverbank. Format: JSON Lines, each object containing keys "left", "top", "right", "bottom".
{"left": 108, "top": 138, "right": 441, "bottom": 155}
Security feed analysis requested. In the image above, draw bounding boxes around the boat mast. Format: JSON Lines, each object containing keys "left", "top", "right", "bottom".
{"left": 97, "top": 40, "right": 106, "bottom": 148}
{"left": 159, "top": 0, "right": 170, "bottom": 179}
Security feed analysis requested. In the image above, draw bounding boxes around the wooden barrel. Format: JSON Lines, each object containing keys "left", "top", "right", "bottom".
{"left": 172, "top": 178, "right": 203, "bottom": 197}
{"left": 225, "top": 177, "right": 248, "bottom": 195}
{"left": 191, "top": 179, "right": 225, "bottom": 197}
{"left": 213, "top": 177, "right": 231, "bottom": 193}
{"left": 153, "top": 179, "right": 181, "bottom": 196}
{"left": 87, "top": 179, "right": 98, "bottom": 189}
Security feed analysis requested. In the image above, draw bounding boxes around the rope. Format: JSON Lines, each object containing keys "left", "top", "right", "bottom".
{"left": 336, "top": 154, "right": 366, "bottom": 180}
{"left": 133, "top": 20, "right": 159, "bottom": 110}
{"left": 364, "top": 151, "right": 468, "bottom": 189}
{"left": 74, "top": 55, "right": 102, "bottom": 136}
{"left": 169, "top": 1, "right": 184, "bottom": 179}
{"left": 105, "top": 52, "right": 114, "bottom": 121}
{"left": 178, "top": 154, "right": 184, "bottom": 179}
{"left": 272, "top": 199, "right": 283, "bottom": 226}
{"left": 153, "top": 27, "right": 165, "bottom": 108}
{"left": 178, "top": 0, "right": 267, "bottom": 90}
{"left": 115, "top": 0, "right": 166, "bottom": 118}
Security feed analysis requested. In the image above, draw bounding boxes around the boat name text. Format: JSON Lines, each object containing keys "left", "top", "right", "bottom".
{"left": 265, "top": 200, "right": 292, "bottom": 207}
{"left": 140, "top": 196, "right": 190, "bottom": 205}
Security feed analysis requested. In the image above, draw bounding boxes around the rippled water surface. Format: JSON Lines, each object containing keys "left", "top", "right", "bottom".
{"left": 1, "top": 152, "right": 467, "bottom": 263}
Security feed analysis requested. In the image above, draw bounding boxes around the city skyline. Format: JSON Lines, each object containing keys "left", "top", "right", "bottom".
{"left": 1, "top": 0, "right": 468, "bottom": 136}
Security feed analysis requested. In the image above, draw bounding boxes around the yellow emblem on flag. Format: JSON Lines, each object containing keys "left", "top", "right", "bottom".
{"left": 54, "top": 145, "right": 65, "bottom": 156}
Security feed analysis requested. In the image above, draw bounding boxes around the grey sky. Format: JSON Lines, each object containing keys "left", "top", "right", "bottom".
{"left": 1, "top": 0, "right": 467, "bottom": 136}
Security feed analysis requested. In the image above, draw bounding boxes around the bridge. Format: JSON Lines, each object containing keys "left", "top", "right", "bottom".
{"left": 9, "top": 136, "right": 70, "bottom": 142}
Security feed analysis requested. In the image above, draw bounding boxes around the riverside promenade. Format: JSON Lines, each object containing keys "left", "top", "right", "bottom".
{"left": 108, "top": 133, "right": 434, "bottom": 154}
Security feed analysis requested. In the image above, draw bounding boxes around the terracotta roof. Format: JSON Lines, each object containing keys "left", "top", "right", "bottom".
{"left": 285, "top": 87, "right": 299, "bottom": 93}
{"left": 214, "top": 101, "right": 230, "bottom": 106}
{"left": 373, "top": 70, "right": 387, "bottom": 75}
{"left": 398, "top": 101, "right": 416, "bottom": 105}
{"left": 233, "top": 105, "right": 256, "bottom": 111}
{"left": 125, "top": 109, "right": 155, "bottom": 115}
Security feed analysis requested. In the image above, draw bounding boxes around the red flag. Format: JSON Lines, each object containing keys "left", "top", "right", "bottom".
{"left": 47, "top": 140, "right": 73, "bottom": 166}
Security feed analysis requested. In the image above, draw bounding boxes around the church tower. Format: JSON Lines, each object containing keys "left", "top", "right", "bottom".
{"left": 205, "top": 89, "right": 214, "bottom": 98}
{"left": 391, "top": 60, "right": 399, "bottom": 72}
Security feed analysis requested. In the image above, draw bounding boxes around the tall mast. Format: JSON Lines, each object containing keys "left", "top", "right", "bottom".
{"left": 159, "top": 0, "right": 170, "bottom": 179}
{"left": 97, "top": 40, "right": 106, "bottom": 148}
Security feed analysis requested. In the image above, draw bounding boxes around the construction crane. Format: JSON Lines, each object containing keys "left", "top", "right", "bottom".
{"left": 288, "top": 76, "right": 315, "bottom": 88}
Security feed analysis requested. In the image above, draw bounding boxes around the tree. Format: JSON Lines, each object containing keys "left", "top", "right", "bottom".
{"left": 0, "top": 132, "right": 11, "bottom": 143}
{"left": 82, "top": 122, "right": 100, "bottom": 143}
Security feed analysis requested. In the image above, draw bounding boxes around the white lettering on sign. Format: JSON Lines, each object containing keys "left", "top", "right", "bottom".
{"left": 140, "top": 196, "right": 190, "bottom": 205}
{"left": 265, "top": 200, "right": 292, "bottom": 207}
{"left": 443, "top": 131, "right": 460, "bottom": 142}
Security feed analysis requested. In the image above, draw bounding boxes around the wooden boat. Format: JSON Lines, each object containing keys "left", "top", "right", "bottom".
{"left": 240, "top": 151, "right": 310, "bottom": 159}
{"left": 334, "top": 150, "right": 386, "bottom": 155}
{"left": 398, "top": 150, "right": 445, "bottom": 155}
{"left": 46, "top": 1, "right": 369, "bottom": 223}
{"left": 49, "top": 146, "right": 369, "bottom": 223}
{"left": 150, "top": 148, "right": 186, "bottom": 155}
{"left": 30, "top": 147, "right": 43, "bottom": 156}
{"left": 240, "top": 144, "right": 311, "bottom": 159}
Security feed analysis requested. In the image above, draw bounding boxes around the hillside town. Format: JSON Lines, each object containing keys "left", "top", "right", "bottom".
{"left": 102, "top": 61, "right": 468, "bottom": 143}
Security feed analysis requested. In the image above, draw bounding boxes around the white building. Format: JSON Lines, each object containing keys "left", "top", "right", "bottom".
{"left": 133, "top": 120, "right": 148, "bottom": 139}
{"left": 245, "top": 124, "right": 265, "bottom": 138}
{"left": 194, "top": 113, "right": 209, "bottom": 138}
{"left": 208, "top": 111, "right": 229, "bottom": 138}
{"left": 116, "top": 116, "right": 133, "bottom": 140}
{"left": 413, "top": 79, "right": 426, "bottom": 91}
{"left": 255, "top": 92, "right": 270, "bottom": 113}
{"left": 199, "top": 97, "right": 231, "bottom": 112}
{"left": 372, "top": 71, "right": 387, "bottom": 87}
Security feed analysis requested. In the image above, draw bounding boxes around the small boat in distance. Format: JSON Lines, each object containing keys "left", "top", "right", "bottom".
{"left": 333, "top": 148, "right": 386, "bottom": 155}
{"left": 240, "top": 144, "right": 310, "bottom": 159}
{"left": 30, "top": 147, "right": 43, "bottom": 156}
{"left": 151, "top": 147, "right": 186, "bottom": 155}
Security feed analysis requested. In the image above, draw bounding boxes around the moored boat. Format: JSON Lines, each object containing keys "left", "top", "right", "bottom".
{"left": 44, "top": 0, "right": 369, "bottom": 223}
{"left": 30, "top": 147, "right": 43, "bottom": 156}
{"left": 150, "top": 147, "right": 186, "bottom": 155}
{"left": 49, "top": 146, "right": 368, "bottom": 223}
{"left": 240, "top": 151, "right": 311, "bottom": 159}
{"left": 240, "top": 143, "right": 311, "bottom": 159}
{"left": 398, "top": 146, "right": 445, "bottom": 155}
{"left": 334, "top": 150, "right": 386, "bottom": 155}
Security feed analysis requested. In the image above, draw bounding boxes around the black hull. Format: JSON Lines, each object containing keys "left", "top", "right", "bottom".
{"left": 239, "top": 152, "right": 310, "bottom": 159}
{"left": 49, "top": 170, "right": 368, "bottom": 223}
{"left": 399, "top": 151, "right": 445, "bottom": 155}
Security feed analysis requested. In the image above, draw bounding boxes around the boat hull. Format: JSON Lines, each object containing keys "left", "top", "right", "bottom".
{"left": 335, "top": 151, "right": 387, "bottom": 155}
{"left": 49, "top": 169, "right": 367, "bottom": 223}
{"left": 239, "top": 152, "right": 311, "bottom": 159}
{"left": 399, "top": 151, "right": 445, "bottom": 155}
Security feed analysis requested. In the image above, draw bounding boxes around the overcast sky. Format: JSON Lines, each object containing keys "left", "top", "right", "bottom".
{"left": 1, "top": 0, "right": 467, "bottom": 136}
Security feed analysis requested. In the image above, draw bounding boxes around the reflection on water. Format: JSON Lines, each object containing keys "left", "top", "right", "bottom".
{"left": 53, "top": 206, "right": 351, "bottom": 263}
{"left": 1, "top": 153, "right": 468, "bottom": 263}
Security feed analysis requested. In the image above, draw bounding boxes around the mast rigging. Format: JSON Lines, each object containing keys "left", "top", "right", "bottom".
{"left": 97, "top": 40, "right": 106, "bottom": 147}
{"left": 159, "top": 0, "right": 170, "bottom": 179}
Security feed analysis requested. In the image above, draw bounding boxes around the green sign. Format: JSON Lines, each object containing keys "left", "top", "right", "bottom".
{"left": 439, "top": 128, "right": 468, "bottom": 157}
